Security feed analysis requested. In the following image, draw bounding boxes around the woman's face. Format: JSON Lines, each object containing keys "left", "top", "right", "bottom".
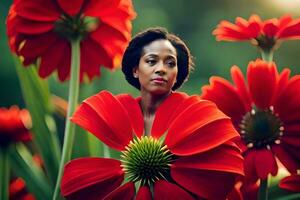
{"left": 134, "top": 39, "right": 178, "bottom": 95}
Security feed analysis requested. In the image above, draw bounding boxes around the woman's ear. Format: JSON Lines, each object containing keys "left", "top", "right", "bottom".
{"left": 133, "top": 67, "right": 138, "bottom": 78}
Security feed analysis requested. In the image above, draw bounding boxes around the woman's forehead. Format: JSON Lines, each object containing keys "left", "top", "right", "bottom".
{"left": 142, "top": 39, "right": 177, "bottom": 57}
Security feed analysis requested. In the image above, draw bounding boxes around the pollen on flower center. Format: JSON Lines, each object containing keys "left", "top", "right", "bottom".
{"left": 121, "top": 136, "right": 173, "bottom": 186}
{"left": 54, "top": 14, "right": 99, "bottom": 41}
{"left": 240, "top": 106, "right": 284, "bottom": 149}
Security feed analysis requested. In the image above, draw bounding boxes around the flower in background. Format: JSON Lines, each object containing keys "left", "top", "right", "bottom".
{"left": 213, "top": 15, "right": 300, "bottom": 53}
{"left": 201, "top": 59, "right": 300, "bottom": 184}
{"left": 6, "top": 0, "right": 136, "bottom": 82}
{"left": 0, "top": 106, "right": 32, "bottom": 147}
{"left": 279, "top": 173, "right": 300, "bottom": 192}
{"left": 61, "top": 91, "right": 244, "bottom": 199}
{"left": 9, "top": 177, "right": 35, "bottom": 200}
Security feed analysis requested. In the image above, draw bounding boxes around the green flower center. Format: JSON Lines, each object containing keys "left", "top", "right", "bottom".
{"left": 240, "top": 106, "right": 284, "bottom": 149}
{"left": 121, "top": 136, "right": 173, "bottom": 186}
{"left": 54, "top": 14, "right": 99, "bottom": 41}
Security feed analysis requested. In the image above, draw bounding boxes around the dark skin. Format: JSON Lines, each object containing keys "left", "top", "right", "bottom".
{"left": 133, "top": 39, "right": 178, "bottom": 135}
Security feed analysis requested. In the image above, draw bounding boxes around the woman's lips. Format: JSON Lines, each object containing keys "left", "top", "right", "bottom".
{"left": 151, "top": 78, "right": 167, "bottom": 84}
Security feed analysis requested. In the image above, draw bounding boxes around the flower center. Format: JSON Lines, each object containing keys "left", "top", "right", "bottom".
{"left": 54, "top": 14, "right": 99, "bottom": 41}
{"left": 240, "top": 106, "right": 284, "bottom": 149}
{"left": 254, "top": 35, "right": 277, "bottom": 52}
{"left": 121, "top": 136, "right": 172, "bottom": 186}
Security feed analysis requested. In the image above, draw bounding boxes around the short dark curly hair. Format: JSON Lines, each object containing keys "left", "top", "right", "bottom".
{"left": 122, "top": 27, "right": 194, "bottom": 90}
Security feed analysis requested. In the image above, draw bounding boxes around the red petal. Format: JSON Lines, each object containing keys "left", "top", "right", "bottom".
{"left": 61, "top": 157, "right": 123, "bottom": 199}
{"left": 71, "top": 91, "right": 134, "bottom": 150}
{"left": 84, "top": 0, "right": 121, "bottom": 17}
{"left": 90, "top": 23, "right": 127, "bottom": 57}
{"left": 231, "top": 65, "right": 252, "bottom": 111}
{"left": 165, "top": 100, "right": 238, "bottom": 155}
{"left": 171, "top": 168, "right": 238, "bottom": 199}
{"left": 279, "top": 174, "right": 300, "bottom": 192}
{"left": 39, "top": 38, "right": 69, "bottom": 78}
{"left": 247, "top": 59, "right": 277, "bottom": 109}
{"left": 14, "top": 16, "right": 54, "bottom": 34}
{"left": 15, "top": 0, "right": 59, "bottom": 21}
{"left": 243, "top": 150, "right": 259, "bottom": 184}
{"left": 273, "top": 68, "right": 290, "bottom": 104}
{"left": 136, "top": 186, "right": 152, "bottom": 200}
{"left": 151, "top": 92, "right": 188, "bottom": 139}
{"left": 104, "top": 182, "right": 135, "bottom": 200}
{"left": 201, "top": 76, "right": 247, "bottom": 125}
{"left": 277, "top": 18, "right": 300, "bottom": 39}
{"left": 57, "top": 44, "right": 71, "bottom": 81}
{"left": 18, "top": 32, "right": 58, "bottom": 59}
{"left": 116, "top": 94, "right": 144, "bottom": 138}
{"left": 263, "top": 19, "right": 279, "bottom": 38}
{"left": 272, "top": 144, "right": 299, "bottom": 173}
{"left": 172, "top": 143, "right": 244, "bottom": 175}
{"left": 57, "top": 0, "right": 84, "bottom": 16}
{"left": 154, "top": 180, "right": 194, "bottom": 200}
{"left": 254, "top": 148, "right": 278, "bottom": 179}
{"left": 274, "top": 75, "right": 300, "bottom": 122}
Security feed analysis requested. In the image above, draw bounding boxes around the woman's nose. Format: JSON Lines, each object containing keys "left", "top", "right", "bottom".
{"left": 155, "top": 62, "right": 167, "bottom": 75}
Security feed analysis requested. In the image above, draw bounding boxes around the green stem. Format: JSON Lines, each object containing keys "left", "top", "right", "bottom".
{"left": 0, "top": 147, "right": 9, "bottom": 200}
{"left": 53, "top": 40, "right": 81, "bottom": 200}
{"left": 258, "top": 177, "right": 269, "bottom": 200}
{"left": 261, "top": 50, "right": 273, "bottom": 62}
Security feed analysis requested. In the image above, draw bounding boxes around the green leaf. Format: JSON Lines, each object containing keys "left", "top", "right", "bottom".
{"left": 14, "top": 57, "right": 61, "bottom": 187}
{"left": 0, "top": 147, "right": 9, "bottom": 200}
{"left": 8, "top": 144, "right": 52, "bottom": 200}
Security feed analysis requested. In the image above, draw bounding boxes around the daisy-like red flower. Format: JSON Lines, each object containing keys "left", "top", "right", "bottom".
{"left": 0, "top": 106, "right": 32, "bottom": 147}
{"left": 279, "top": 174, "right": 300, "bottom": 192}
{"left": 9, "top": 178, "right": 35, "bottom": 200}
{"left": 213, "top": 15, "right": 300, "bottom": 52}
{"left": 201, "top": 59, "right": 300, "bottom": 184}
{"left": 6, "top": 0, "right": 136, "bottom": 81}
{"left": 61, "top": 91, "right": 244, "bottom": 199}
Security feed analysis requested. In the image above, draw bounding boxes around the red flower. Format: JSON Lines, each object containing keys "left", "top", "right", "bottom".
{"left": 213, "top": 15, "right": 300, "bottom": 51}
{"left": 0, "top": 106, "right": 32, "bottom": 147}
{"left": 201, "top": 59, "right": 300, "bottom": 184}
{"left": 6, "top": 0, "right": 136, "bottom": 81}
{"left": 279, "top": 174, "right": 300, "bottom": 192}
{"left": 61, "top": 91, "right": 244, "bottom": 199}
{"left": 9, "top": 178, "right": 35, "bottom": 200}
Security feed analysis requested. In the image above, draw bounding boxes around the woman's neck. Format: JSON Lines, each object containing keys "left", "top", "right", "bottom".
{"left": 140, "top": 91, "right": 171, "bottom": 117}
{"left": 139, "top": 91, "right": 172, "bottom": 135}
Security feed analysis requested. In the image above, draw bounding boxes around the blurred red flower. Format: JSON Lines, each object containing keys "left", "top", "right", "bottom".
{"left": 279, "top": 174, "right": 300, "bottom": 192}
{"left": 6, "top": 0, "right": 136, "bottom": 82}
{"left": 213, "top": 15, "right": 300, "bottom": 51}
{"left": 9, "top": 178, "right": 35, "bottom": 200}
{"left": 201, "top": 59, "right": 300, "bottom": 184}
{"left": 61, "top": 91, "right": 244, "bottom": 199}
{"left": 0, "top": 106, "right": 32, "bottom": 147}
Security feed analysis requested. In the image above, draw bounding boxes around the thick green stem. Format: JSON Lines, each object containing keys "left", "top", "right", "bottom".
{"left": 0, "top": 147, "right": 9, "bottom": 200}
{"left": 53, "top": 40, "right": 81, "bottom": 200}
{"left": 261, "top": 50, "right": 273, "bottom": 62}
{"left": 258, "top": 177, "right": 269, "bottom": 200}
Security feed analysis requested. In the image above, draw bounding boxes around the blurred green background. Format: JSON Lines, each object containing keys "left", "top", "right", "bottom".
{"left": 1, "top": 0, "right": 300, "bottom": 107}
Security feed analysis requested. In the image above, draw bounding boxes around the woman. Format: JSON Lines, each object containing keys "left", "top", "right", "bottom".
{"left": 121, "top": 27, "right": 193, "bottom": 135}
{"left": 61, "top": 27, "right": 244, "bottom": 199}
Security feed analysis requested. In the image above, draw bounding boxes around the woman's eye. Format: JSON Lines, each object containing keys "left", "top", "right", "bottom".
{"left": 167, "top": 61, "right": 176, "bottom": 67}
{"left": 146, "top": 60, "right": 156, "bottom": 65}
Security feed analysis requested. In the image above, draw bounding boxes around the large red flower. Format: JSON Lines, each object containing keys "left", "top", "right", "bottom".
{"left": 213, "top": 15, "right": 300, "bottom": 51}
{"left": 201, "top": 59, "right": 300, "bottom": 184}
{"left": 61, "top": 91, "right": 244, "bottom": 199}
{"left": 6, "top": 0, "right": 136, "bottom": 81}
{"left": 0, "top": 106, "right": 32, "bottom": 147}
